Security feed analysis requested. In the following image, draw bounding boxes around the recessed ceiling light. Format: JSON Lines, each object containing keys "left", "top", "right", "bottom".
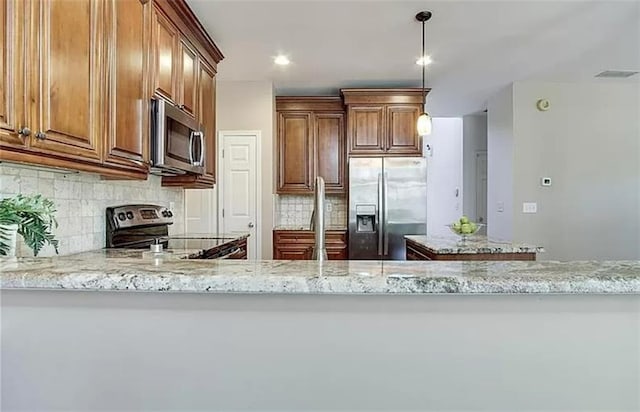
{"left": 416, "top": 55, "right": 432, "bottom": 66}
{"left": 274, "top": 55, "right": 290, "bottom": 66}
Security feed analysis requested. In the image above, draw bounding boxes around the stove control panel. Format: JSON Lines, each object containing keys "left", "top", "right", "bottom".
{"left": 107, "top": 204, "right": 174, "bottom": 229}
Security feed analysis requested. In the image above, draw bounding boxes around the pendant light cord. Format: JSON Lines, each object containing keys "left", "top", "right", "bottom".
{"left": 422, "top": 19, "right": 426, "bottom": 111}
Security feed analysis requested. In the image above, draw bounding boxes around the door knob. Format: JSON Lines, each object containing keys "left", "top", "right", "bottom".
{"left": 248, "top": 222, "right": 254, "bottom": 228}
{"left": 35, "top": 132, "right": 47, "bottom": 140}
{"left": 18, "top": 127, "right": 31, "bottom": 137}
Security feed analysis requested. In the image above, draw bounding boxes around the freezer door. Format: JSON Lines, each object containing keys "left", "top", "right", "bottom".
{"left": 348, "top": 158, "right": 383, "bottom": 259}
{"left": 383, "top": 157, "right": 428, "bottom": 260}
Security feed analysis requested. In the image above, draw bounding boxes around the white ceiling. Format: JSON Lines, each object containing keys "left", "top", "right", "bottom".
{"left": 187, "top": 0, "right": 640, "bottom": 116}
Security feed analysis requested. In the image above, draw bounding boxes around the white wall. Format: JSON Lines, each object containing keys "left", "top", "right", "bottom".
{"left": 487, "top": 85, "right": 515, "bottom": 242}
{"left": 488, "top": 81, "right": 640, "bottom": 260}
{"left": 4, "top": 291, "right": 639, "bottom": 411}
{"left": 425, "top": 118, "right": 463, "bottom": 236}
{"left": 462, "top": 113, "right": 487, "bottom": 221}
{"left": 216, "top": 81, "right": 275, "bottom": 259}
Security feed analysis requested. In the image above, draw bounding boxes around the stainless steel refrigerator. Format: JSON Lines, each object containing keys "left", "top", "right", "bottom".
{"left": 348, "top": 157, "right": 427, "bottom": 260}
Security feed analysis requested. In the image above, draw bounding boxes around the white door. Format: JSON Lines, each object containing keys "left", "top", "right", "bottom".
{"left": 219, "top": 132, "right": 260, "bottom": 259}
{"left": 475, "top": 151, "right": 487, "bottom": 234}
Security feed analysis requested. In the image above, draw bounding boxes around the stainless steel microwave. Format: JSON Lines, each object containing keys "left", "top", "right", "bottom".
{"left": 150, "top": 98, "right": 205, "bottom": 175}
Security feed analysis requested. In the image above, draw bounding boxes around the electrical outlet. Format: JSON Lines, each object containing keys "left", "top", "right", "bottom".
{"left": 497, "top": 201, "right": 504, "bottom": 212}
{"left": 326, "top": 202, "right": 333, "bottom": 212}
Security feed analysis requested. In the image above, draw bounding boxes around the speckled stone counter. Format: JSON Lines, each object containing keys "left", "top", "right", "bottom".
{"left": 405, "top": 235, "right": 544, "bottom": 255}
{"left": 1, "top": 251, "right": 639, "bottom": 293}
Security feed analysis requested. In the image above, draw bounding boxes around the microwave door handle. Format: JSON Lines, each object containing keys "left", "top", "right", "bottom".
{"left": 188, "top": 131, "right": 195, "bottom": 165}
{"left": 198, "top": 132, "right": 205, "bottom": 166}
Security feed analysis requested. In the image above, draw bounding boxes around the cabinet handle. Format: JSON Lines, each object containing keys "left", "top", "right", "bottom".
{"left": 18, "top": 127, "right": 31, "bottom": 137}
{"left": 35, "top": 132, "right": 47, "bottom": 140}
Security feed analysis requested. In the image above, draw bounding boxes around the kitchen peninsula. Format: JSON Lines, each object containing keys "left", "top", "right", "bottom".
{"left": 2, "top": 255, "right": 639, "bottom": 411}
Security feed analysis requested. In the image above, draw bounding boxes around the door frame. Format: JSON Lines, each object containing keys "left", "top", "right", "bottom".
{"left": 217, "top": 130, "right": 262, "bottom": 259}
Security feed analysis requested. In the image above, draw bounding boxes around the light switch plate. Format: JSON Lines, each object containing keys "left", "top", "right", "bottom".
{"left": 522, "top": 202, "right": 537, "bottom": 213}
{"left": 497, "top": 201, "right": 504, "bottom": 212}
{"left": 541, "top": 177, "right": 552, "bottom": 187}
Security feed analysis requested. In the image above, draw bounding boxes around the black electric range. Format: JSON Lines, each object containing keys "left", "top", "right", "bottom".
{"left": 106, "top": 205, "right": 243, "bottom": 259}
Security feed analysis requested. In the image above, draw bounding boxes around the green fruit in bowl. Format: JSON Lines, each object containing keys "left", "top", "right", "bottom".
{"left": 459, "top": 216, "right": 470, "bottom": 224}
{"left": 452, "top": 222, "right": 462, "bottom": 232}
{"left": 460, "top": 223, "right": 472, "bottom": 234}
{"left": 469, "top": 222, "right": 477, "bottom": 232}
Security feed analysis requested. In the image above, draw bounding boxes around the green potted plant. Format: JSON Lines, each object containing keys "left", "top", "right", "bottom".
{"left": 0, "top": 194, "right": 59, "bottom": 257}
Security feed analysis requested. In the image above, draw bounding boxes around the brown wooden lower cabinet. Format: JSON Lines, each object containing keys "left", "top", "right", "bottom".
{"left": 273, "top": 230, "right": 347, "bottom": 260}
{"left": 405, "top": 239, "right": 536, "bottom": 261}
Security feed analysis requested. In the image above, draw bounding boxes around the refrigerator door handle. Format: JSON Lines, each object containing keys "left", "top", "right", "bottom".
{"left": 383, "top": 171, "right": 389, "bottom": 255}
{"left": 377, "top": 172, "right": 384, "bottom": 256}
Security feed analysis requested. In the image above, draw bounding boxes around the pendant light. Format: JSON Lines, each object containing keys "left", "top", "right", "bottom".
{"left": 416, "top": 11, "right": 432, "bottom": 136}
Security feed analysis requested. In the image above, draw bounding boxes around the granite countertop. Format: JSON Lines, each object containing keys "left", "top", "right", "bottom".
{"left": 274, "top": 225, "right": 347, "bottom": 231}
{"left": 405, "top": 235, "right": 544, "bottom": 255}
{"left": 2, "top": 251, "right": 638, "bottom": 294}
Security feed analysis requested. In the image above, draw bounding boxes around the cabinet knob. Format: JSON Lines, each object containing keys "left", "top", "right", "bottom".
{"left": 35, "top": 132, "right": 47, "bottom": 140}
{"left": 18, "top": 127, "right": 31, "bottom": 137}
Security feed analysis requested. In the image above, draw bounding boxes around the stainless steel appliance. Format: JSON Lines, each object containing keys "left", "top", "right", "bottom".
{"left": 150, "top": 98, "right": 205, "bottom": 176}
{"left": 106, "top": 204, "right": 242, "bottom": 259}
{"left": 311, "top": 176, "right": 328, "bottom": 261}
{"left": 349, "top": 158, "right": 427, "bottom": 260}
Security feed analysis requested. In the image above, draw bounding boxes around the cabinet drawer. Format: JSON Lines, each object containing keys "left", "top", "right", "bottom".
{"left": 274, "top": 231, "right": 315, "bottom": 244}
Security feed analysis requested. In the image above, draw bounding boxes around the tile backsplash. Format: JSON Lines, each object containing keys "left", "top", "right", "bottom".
{"left": 275, "top": 194, "right": 347, "bottom": 229}
{"left": 0, "top": 164, "right": 184, "bottom": 257}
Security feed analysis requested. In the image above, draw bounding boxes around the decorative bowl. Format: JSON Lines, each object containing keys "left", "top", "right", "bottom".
{"left": 446, "top": 222, "right": 485, "bottom": 242}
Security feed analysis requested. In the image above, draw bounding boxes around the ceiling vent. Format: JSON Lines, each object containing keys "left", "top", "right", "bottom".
{"left": 595, "top": 70, "right": 639, "bottom": 78}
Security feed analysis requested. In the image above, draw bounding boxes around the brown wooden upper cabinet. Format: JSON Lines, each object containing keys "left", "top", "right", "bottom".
{"left": 151, "top": 6, "right": 179, "bottom": 103}
{"left": 198, "top": 60, "right": 217, "bottom": 181}
{"left": 178, "top": 39, "right": 198, "bottom": 118}
{"left": 0, "top": 0, "right": 27, "bottom": 150}
{"left": 103, "top": 0, "right": 149, "bottom": 173}
{"left": 342, "top": 88, "right": 427, "bottom": 157}
{"left": 29, "top": 0, "right": 105, "bottom": 163}
{"left": 276, "top": 97, "right": 346, "bottom": 194}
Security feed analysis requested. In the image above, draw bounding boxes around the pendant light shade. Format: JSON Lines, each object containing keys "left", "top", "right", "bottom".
{"left": 416, "top": 11, "right": 432, "bottom": 136}
{"left": 417, "top": 112, "right": 432, "bottom": 136}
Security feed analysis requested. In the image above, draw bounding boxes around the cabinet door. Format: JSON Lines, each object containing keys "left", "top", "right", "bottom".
{"left": 103, "top": 0, "right": 148, "bottom": 170}
{"left": 30, "top": 0, "right": 102, "bottom": 161}
{"left": 314, "top": 112, "right": 345, "bottom": 194}
{"left": 277, "top": 112, "right": 313, "bottom": 193}
{"left": 151, "top": 6, "right": 178, "bottom": 102}
{"left": 198, "top": 60, "right": 216, "bottom": 181}
{"left": 0, "top": 0, "right": 27, "bottom": 149}
{"left": 347, "top": 105, "right": 385, "bottom": 155}
{"left": 178, "top": 39, "right": 198, "bottom": 117}
{"left": 386, "top": 105, "right": 422, "bottom": 156}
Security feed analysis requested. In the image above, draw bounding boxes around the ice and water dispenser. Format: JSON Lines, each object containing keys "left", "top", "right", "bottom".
{"left": 355, "top": 205, "right": 377, "bottom": 233}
